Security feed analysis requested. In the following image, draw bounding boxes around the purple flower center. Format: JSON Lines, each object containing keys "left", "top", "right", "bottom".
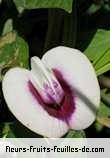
{"left": 28, "top": 69, "right": 75, "bottom": 123}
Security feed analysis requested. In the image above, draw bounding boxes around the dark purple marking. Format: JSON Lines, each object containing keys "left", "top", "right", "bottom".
{"left": 28, "top": 69, "right": 75, "bottom": 123}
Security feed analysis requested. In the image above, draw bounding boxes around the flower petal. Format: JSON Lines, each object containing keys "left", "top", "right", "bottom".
{"left": 42, "top": 46, "right": 100, "bottom": 130}
{"left": 2, "top": 68, "right": 68, "bottom": 137}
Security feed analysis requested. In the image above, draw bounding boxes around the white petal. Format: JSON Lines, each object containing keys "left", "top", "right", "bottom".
{"left": 2, "top": 68, "right": 68, "bottom": 137}
{"left": 42, "top": 46, "right": 100, "bottom": 130}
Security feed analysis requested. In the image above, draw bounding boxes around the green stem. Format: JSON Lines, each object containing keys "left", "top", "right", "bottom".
{"left": 101, "top": 90, "right": 110, "bottom": 107}
{"left": 44, "top": 0, "right": 77, "bottom": 52}
{"left": 44, "top": 9, "right": 64, "bottom": 52}
{"left": 62, "top": 0, "right": 77, "bottom": 47}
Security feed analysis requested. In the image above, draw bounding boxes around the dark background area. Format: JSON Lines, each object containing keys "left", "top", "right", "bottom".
{"left": 0, "top": 0, "right": 110, "bottom": 137}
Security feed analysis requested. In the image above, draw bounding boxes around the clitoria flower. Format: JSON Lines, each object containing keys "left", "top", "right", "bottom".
{"left": 2, "top": 46, "right": 100, "bottom": 137}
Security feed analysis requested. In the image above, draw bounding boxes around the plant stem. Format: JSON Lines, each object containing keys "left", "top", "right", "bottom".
{"left": 44, "top": 0, "right": 77, "bottom": 52}
{"left": 44, "top": 9, "right": 64, "bottom": 52}
{"left": 62, "top": 0, "right": 77, "bottom": 47}
{"left": 101, "top": 90, "right": 110, "bottom": 107}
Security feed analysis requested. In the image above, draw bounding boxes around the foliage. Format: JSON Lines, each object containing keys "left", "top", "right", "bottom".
{"left": 84, "top": 29, "right": 110, "bottom": 76}
{"left": 0, "top": 31, "right": 29, "bottom": 81}
{"left": 13, "top": 0, "right": 74, "bottom": 13}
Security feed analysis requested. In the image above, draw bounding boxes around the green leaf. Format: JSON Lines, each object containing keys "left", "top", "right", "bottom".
{"left": 98, "top": 101, "right": 110, "bottom": 117}
{"left": 87, "top": 4, "right": 102, "bottom": 14}
{"left": 95, "top": 48, "right": 110, "bottom": 70}
{"left": 65, "top": 130, "right": 86, "bottom": 138}
{"left": 2, "top": 121, "right": 42, "bottom": 138}
{"left": 13, "top": 0, "right": 74, "bottom": 13}
{"left": 95, "top": 101, "right": 110, "bottom": 131}
{"left": 101, "top": 90, "right": 110, "bottom": 107}
{"left": 97, "top": 117, "right": 110, "bottom": 128}
{"left": 2, "top": 19, "right": 13, "bottom": 36}
{"left": 84, "top": 29, "right": 110, "bottom": 75}
{"left": 96, "top": 63, "right": 110, "bottom": 76}
{"left": 2, "top": 123, "right": 16, "bottom": 138}
{"left": 84, "top": 29, "right": 110, "bottom": 62}
{"left": 0, "top": 31, "right": 29, "bottom": 81}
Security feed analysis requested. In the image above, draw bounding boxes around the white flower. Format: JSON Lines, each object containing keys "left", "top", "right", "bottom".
{"left": 2, "top": 46, "right": 100, "bottom": 137}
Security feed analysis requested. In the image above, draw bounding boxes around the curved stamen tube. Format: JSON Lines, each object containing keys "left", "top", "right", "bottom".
{"left": 30, "top": 56, "right": 64, "bottom": 105}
